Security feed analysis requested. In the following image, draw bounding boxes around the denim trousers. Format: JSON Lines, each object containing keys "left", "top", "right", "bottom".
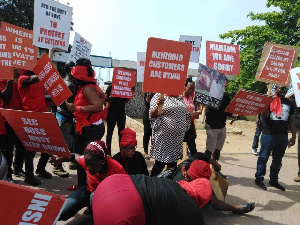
{"left": 252, "top": 124, "right": 262, "bottom": 149}
{"left": 255, "top": 133, "right": 288, "bottom": 182}
{"left": 59, "top": 186, "right": 91, "bottom": 221}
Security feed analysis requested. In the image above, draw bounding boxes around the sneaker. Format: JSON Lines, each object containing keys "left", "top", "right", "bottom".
{"left": 255, "top": 179, "right": 267, "bottom": 190}
{"left": 269, "top": 181, "right": 285, "bottom": 191}
{"left": 24, "top": 176, "right": 42, "bottom": 186}
{"left": 53, "top": 165, "right": 69, "bottom": 177}
{"left": 252, "top": 149, "right": 258, "bottom": 156}
{"left": 14, "top": 170, "right": 25, "bottom": 178}
{"left": 69, "top": 162, "right": 77, "bottom": 170}
{"left": 36, "top": 169, "right": 52, "bottom": 179}
{"left": 294, "top": 175, "right": 300, "bottom": 182}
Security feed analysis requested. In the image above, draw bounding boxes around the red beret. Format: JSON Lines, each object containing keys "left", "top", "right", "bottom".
{"left": 120, "top": 128, "right": 137, "bottom": 148}
{"left": 188, "top": 160, "right": 212, "bottom": 180}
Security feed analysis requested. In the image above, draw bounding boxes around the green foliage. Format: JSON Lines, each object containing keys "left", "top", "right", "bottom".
{"left": 0, "top": 0, "right": 34, "bottom": 29}
{"left": 221, "top": 0, "right": 300, "bottom": 95}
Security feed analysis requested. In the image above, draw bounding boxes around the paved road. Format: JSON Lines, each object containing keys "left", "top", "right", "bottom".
{"left": 10, "top": 121, "right": 300, "bottom": 224}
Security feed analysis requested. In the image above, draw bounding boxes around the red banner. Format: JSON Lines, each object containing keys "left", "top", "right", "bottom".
{"left": 258, "top": 45, "right": 294, "bottom": 85}
{"left": 0, "top": 109, "right": 70, "bottom": 157}
{"left": 143, "top": 37, "right": 192, "bottom": 95}
{"left": 0, "top": 180, "right": 66, "bottom": 225}
{"left": 111, "top": 68, "right": 135, "bottom": 99}
{"left": 0, "top": 30, "right": 13, "bottom": 79}
{"left": 206, "top": 41, "right": 240, "bottom": 75}
{"left": 1, "top": 22, "right": 38, "bottom": 70}
{"left": 33, "top": 53, "right": 72, "bottom": 106}
{"left": 225, "top": 89, "right": 274, "bottom": 116}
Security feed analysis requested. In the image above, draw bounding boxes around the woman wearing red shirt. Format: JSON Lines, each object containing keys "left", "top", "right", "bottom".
{"left": 56, "top": 140, "right": 126, "bottom": 221}
{"left": 65, "top": 58, "right": 106, "bottom": 191}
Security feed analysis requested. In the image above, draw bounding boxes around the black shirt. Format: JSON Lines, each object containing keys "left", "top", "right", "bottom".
{"left": 113, "top": 151, "right": 149, "bottom": 176}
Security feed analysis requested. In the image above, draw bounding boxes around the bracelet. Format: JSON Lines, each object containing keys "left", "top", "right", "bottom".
{"left": 76, "top": 106, "right": 82, "bottom": 112}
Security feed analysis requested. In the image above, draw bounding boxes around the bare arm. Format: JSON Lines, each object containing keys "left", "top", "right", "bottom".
{"left": 66, "top": 87, "right": 104, "bottom": 113}
{"left": 288, "top": 114, "right": 296, "bottom": 147}
{"left": 21, "top": 75, "right": 39, "bottom": 88}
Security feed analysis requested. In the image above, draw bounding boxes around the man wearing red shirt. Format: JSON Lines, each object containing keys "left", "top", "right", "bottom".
{"left": 18, "top": 70, "right": 51, "bottom": 185}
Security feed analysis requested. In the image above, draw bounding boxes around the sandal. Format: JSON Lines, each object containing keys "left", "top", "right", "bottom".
{"left": 233, "top": 202, "right": 255, "bottom": 214}
{"left": 67, "top": 184, "right": 79, "bottom": 191}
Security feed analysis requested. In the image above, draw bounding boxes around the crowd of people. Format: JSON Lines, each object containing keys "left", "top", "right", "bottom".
{"left": 0, "top": 58, "right": 299, "bottom": 224}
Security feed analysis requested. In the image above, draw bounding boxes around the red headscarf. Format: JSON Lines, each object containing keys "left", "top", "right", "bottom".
{"left": 188, "top": 160, "right": 212, "bottom": 180}
{"left": 178, "top": 178, "right": 212, "bottom": 209}
{"left": 120, "top": 128, "right": 137, "bottom": 148}
{"left": 71, "top": 65, "right": 96, "bottom": 83}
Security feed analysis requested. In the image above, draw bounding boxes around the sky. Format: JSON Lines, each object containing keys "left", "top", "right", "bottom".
{"left": 59, "top": 0, "right": 277, "bottom": 81}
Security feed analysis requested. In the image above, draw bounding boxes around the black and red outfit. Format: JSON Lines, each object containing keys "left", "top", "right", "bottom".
{"left": 71, "top": 66, "right": 105, "bottom": 187}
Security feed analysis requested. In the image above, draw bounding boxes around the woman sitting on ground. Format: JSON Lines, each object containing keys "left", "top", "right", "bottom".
{"left": 55, "top": 140, "right": 126, "bottom": 221}
{"left": 113, "top": 127, "right": 149, "bottom": 176}
{"left": 166, "top": 153, "right": 255, "bottom": 214}
{"left": 91, "top": 162, "right": 212, "bottom": 225}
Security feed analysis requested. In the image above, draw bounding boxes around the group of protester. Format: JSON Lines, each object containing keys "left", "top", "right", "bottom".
{"left": 0, "top": 57, "right": 298, "bottom": 224}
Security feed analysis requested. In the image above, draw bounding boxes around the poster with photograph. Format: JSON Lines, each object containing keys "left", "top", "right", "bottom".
{"left": 195, "top": 64, "right": 226, "bottom": 109}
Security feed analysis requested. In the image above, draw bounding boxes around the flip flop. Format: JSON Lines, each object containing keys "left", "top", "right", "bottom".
{"left": 233, "top": 202, "right": 255, "bottom": 214}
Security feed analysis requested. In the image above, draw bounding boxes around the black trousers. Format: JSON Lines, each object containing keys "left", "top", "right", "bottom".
{"left": 105, "top": 110, "right": 126, "bottom": 154}
{"left": 183, "top": 123, "right": 197, "bottom": 156}
{"left": 143, "top": 117, "right": 152, "bottom": 154}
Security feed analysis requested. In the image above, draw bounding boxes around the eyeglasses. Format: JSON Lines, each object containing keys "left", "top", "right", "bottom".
{"left": 125, "top": 146, "right": 137, "bottom": 152}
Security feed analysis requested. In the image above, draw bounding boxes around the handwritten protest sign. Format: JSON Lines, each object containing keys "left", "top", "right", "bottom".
{"left": 258, "top": 45, "right": 294, "bottom": 85}
{"left": 179, "top": 35, "right": 202, "bottom": 63}
{"left": 0, "top": 109, "right": 70, "bottom": 157}
{"left": 69, "top": 32, "right": 92, "bottom": 62}
{"left": 0, "top": 180, "right": 66, "bottom": 225}
{"left": 0, "top": 30, "right": 13, "bottom": 79}
{"left": 256, "top": 42, "right": 300, "bottom": 86}
{"left": 206, "top": 41, "right": 240, "bottom": 75}
{"left": 137, "top": 52, "right": 145, "bottom": 82}
{"left": 33, "top": 0, "right": 72, "bottom": 51}
{"left": 290, "top": 67, "right": 300, "bottom": 107}
{"left": 1, "top": 22, "right": 38, "bottom": 70}
{"left": 111, "top": 68, "right": 135, "bottom": 99}
{"left": 195, "top": 64, "right": 226, "bottom": 109}
{"left": 225, "top": 89, "right": 274, "bottom": 116}
{"left": 143, "top": 37, "right": 192, "bottom": 95}
{"left": 33, "top": 53, "right": 72, "bottom": 106}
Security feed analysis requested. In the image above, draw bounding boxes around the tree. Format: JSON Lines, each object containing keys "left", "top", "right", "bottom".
{"left": 220, "top": 0, "right": 300, "bottom": 95}
{"left": 0, "top": 0, "right": 34, "bottom": 30}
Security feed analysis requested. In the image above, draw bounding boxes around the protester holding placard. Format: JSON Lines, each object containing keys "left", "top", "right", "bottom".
{"left": 113, "top": 127, "right": 149, "bottom": 176}
{"left": 54, "top": 61, "right": 76, "bottom": 176}
{"left": 18, "top": 70, "right": 51, "bottom": 185}
{"left": 0, "top": 68, "right": 25, "bottom": 183}
{"left": 255, "top": 85, "right": 296, "bottom": 191}
{"left": 54, "top": 140, "right": 126, "bottom": 221}
{"left": 105, "top": 83, "right": 129, "bottom": 155}
{"left": 183, "top": 78, "right": 198, "bottom": 156}
{"left": 65, "top": 58, "right": 106, "bottom": 191}
{"left": 149, "top": 93, "right": 202, "bottom": 177}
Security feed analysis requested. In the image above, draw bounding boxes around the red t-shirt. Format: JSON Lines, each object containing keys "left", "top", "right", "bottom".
{"left": 18, "top": 76, "right": 46, "bottom": 112}
{"left": 0, "top": 80, "right": 22, "bottom": 110}
{"left": 78, "top": 156, "right": 126, "bottom": 193}
{"left": 0, "top": 80, "right": 6, "bottom": 135}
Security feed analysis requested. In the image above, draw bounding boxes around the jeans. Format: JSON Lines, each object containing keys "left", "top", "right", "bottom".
{"left": 252, "top": 124, "right": 262, "bottom": 149}
{"left": 59, "top": 186, "right": 91, "bottom": 221}
{"left": 255, "top": 133, "right": 288, "bottom": 182}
